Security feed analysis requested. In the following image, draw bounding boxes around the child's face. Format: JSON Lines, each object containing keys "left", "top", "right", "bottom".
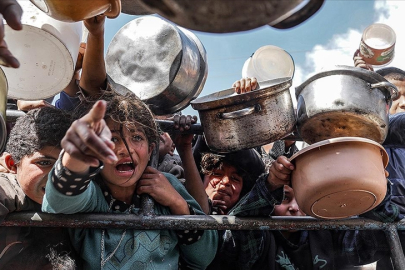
{"left": 389, "top": 79, "right": 405, "bottom": 114}
{"left": 101, "top": 119, "right": 153, "bottom": 191}
{"left": 273, "top": 185, "right": 305, "bottom": 217}
{"left": 16, "top": 146, "right": 61, "bottom": 204}
{"left": 203, "top": 162, "right": 243, "bottom": 211}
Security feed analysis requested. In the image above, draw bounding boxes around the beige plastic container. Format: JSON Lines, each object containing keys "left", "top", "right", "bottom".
{"left": 359, "top": 23, "right": 396, "bottom": 66}
{"left": 290, "top": 137, "right": 388, "bottom": 220}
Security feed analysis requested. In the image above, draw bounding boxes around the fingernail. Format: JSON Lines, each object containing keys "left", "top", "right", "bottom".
{"left": 107, "top": 155, "right": 117, "bottom": 163}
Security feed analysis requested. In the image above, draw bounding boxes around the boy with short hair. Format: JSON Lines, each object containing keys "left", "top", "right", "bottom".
{"left": 0, "top": 106, "right": 77, "bottom": 269}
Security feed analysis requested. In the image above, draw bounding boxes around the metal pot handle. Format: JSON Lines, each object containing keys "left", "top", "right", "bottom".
{"left": 220, "top": 104, "right": 261, "bottom": 119}
{"left": 370, "top": 81, "right": 399, "bottom": 100}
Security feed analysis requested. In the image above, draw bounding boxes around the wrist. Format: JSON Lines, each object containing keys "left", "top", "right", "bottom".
{"left": 169, "top": 197, "right": 190, "bottom": 215}
{"left": 266, "top": 175, "right": 284, "bottom": 191}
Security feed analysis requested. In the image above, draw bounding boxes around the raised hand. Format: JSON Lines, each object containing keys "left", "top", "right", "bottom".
{"left": 62, "top": 100, "right": 117, "bottom": 170}
{"left": 232, "top": 77, "right": 258, "bottom": 94}
{"left": 267, "top": 156, "right": 294, "bottom": 191}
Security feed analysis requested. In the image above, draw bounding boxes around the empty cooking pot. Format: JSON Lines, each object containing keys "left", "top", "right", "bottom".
{"left": 290, "top": 137, "right": 388, "bottom": 219}
{"left": 29, "top": 0, "right": 121, "bottom": 22}
{"left": 123, "top": 0, "right": 324, "bottom": 33}
{"left": 191, "top": 77, "right": 296, "bottom": 153}
{"left": 106, "top": 15, "right": 207, "bottom": 115}
{"left": 295, "top": 66, "right": 398, "bottom": 144}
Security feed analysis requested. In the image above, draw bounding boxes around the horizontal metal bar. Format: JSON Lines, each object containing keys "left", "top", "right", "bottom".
{"left": 2, "top": 212, "right": 405, "bottom": 230}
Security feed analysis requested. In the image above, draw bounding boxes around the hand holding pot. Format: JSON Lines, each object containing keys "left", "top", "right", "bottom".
{"left": 172, "top": 114, "right": 197, "bottom": 155}
{"left": 353, "top": 49, "right": 374, "bottom": 71}
{"left": 232, "top": 77, "right": 258, "bottom": 94}
{"left": 0, "top": 0, "right": 22, "bottom": 68}
{"left": 267, "top": 156, "right": 294, "bottom": 191}
{"left": 84, "top": 15, "right": 106, "bottom": 38}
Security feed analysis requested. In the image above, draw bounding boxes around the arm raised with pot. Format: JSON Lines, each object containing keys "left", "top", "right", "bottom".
{"left": 173, "top": 114, "right": 210, "bottom": 214}
{"left": 79, "top": 15, "right": 108, "bottom": 97}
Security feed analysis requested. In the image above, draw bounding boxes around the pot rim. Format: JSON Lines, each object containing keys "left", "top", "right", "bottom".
{"left": 295, "top": 65, "right": 390, "bottom": 99}
{"left": 191, "top": 77, "right": 292, "bottom": 111}
{"left": 289, "top": 136, "right": 388, "bottom": 167}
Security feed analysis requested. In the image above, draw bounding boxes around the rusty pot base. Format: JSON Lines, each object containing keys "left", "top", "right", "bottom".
{"left": 299, "top": 111, "right": 386, "bottom": 144}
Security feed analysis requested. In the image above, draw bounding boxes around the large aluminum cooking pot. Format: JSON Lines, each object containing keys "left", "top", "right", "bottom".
{"left": 290, "top": 137, "right": 388, "bottom": 219}
{"left": 122, "top": 0, "right": 324, "bottom": 33}
{"left": 295, "top": 66, "right": 398, "bottom": 144}
{"left": 106, "top": 16, "right": 207, "bottom": 115}
{"left": 191, "top": 78, "right": 296, "bottom": 153}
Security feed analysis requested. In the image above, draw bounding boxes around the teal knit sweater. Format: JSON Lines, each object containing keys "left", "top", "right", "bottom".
{"left": 42, "top": 170, "right": 218, "bottom": 270}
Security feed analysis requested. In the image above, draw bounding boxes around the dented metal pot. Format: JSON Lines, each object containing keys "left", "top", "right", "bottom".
{"left": 125, "top": 0, "right": 324, "bottom": 33}
{"left": 191, "top": 77, "right": 296, "bottom": 153}
{"left": 295, "top": 66, "right": 398, "bottom": 144}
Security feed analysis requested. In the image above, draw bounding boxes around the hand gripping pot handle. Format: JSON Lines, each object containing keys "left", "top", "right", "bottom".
{"left": 220, "top": 104, "right": 261, "bottom": 119}
{"left": 370, "top": 81, "right": 398, "bottom": 101}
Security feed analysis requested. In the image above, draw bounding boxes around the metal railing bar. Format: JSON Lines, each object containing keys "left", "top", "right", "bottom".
{"left": 384, "top": 225, "right": 405, "bottom": 270}
{"left": 2, "top": 212, "right": 405, "bottom": 231}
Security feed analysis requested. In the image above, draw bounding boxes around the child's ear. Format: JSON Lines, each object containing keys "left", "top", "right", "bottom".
{"left": 148, "top": 143, "right": 156, "bottom": 157}
{"left": 4, "top": 153, "right": 17, "bottom": 173}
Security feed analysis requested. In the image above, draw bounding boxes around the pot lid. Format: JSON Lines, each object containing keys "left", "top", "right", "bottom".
{"left": 289, "top": 137, "right": 389, "bottom": 167}
{"left": 295, "top": 65, "right": 390, "bottom": 99}
{"left": 3, "top": 25, "right": 74, "bottom": 100}
{"left": 191, "top": 77, "right": 292, "bottom": 111}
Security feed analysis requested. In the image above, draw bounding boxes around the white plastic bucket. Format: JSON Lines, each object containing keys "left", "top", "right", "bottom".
{"left": 3, "top": 1, "right": 82, "bottom": 99}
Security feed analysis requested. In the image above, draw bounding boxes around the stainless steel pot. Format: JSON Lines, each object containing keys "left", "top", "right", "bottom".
{"left": 191, "top": 78, "right": 296, "bottom": 153}
{"left": 295, "top": 66, "right": 398, "bottom": 144}
{"left": 106, "top": 16, "right": 207, "bottom": 115}
{"left": 124, "top": 0, "right": 324, "bottom": 33}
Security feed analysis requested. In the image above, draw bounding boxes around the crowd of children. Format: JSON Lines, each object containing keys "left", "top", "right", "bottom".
{"left": 0, "top": 1, "right": 404, "bottom": 269}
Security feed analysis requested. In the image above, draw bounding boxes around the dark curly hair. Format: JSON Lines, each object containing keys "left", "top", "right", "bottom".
{"left": 6, "top": 107, "right": 72, "bottom": 164}
{"left": 72, "top": 91, "right": 159, "bottom": 146}
{"left": 376, "top": 67, "right": 405, "bottom": 81}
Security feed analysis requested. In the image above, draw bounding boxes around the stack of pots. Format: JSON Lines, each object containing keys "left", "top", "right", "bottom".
{"left": 291, "top": 65, "right": 398, "bottom": 219}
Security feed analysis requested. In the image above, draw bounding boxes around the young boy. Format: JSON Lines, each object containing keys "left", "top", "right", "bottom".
{"left": 0, "top": 106, "right": 77, "bottom": 269}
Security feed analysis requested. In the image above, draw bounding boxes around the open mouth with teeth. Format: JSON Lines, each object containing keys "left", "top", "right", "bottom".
{"left": 116, "top": 162, "right": 135, "bottom": 172}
